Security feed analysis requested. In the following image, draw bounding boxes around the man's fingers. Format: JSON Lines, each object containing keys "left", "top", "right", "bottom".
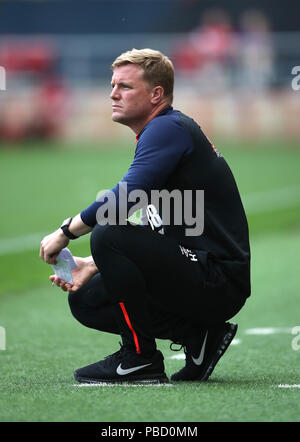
{"left": 39, "top": 230, "right": 66, "bottom": 264}
{"left": 64, "top": 283, "right": 72, "bottom": 290}
{"left": 48, "top": 254, "right": 58, "bottom": 265}
{"left": 39, "top": 237, "right": 49, "bottom": 261}
{"left": 49, "top": 275, "right": 74, "bottom": 292}
{"left": 49, "top": 276, "right": 58, "bottom": 287}
{"left": 42, "top": 246, "right": 58, "bottom": 264}
{"left": 68, "top": 284, "right": 79, "bottom": 293}
{"left": 39, "top": 243, "right": 44, "bottom": 261}
{"left": 50, "top": 275, "right": 61, "bottom": 286}
{"left": 40, "top": 241, "right": 50, "bottom": 263}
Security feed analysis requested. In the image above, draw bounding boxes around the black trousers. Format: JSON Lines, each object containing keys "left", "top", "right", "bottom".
{"left": 68, "top": 224, "right": 246, "bottom": 356}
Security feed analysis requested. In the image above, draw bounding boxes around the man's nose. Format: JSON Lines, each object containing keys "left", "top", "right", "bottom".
{"left": 110, "top": 87, "right": 120, "bottom": 100}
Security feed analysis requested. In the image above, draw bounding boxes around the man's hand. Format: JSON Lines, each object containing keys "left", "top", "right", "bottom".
{"left": 50, "top": 256, "right": 98, "bottom": 293}
{"left": 40, "top": 229, "right": 70, "bottom": 264}
{"left": 40, "top": 214, "right": 92, "bottom": 265}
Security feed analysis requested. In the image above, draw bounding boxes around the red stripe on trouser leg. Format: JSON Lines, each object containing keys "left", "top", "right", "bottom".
{"left": 119, "top": 302, "right": 141, "bottom": 354}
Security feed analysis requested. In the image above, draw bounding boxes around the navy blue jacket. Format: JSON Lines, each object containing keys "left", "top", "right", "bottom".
{"left": 81, "top": 106, "right": 251, "bottom": 296}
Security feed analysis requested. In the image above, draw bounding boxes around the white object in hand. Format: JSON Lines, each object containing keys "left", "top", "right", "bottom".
{"left": 51, "top": 248, "right": 77, "bottom": 284}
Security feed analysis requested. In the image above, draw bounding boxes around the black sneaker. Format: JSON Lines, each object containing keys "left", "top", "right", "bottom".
{"left": 74, "top": 345, "right": 169, "bottom": 384}
{"left": 170, "top": 322, "right": 238, "bottom": 382}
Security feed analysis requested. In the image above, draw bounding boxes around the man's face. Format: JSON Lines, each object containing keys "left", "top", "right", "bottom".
{"left": 110, "top": 64, "right": 154, "bottom": 129}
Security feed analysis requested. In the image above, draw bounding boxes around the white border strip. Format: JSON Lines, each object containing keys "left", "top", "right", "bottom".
{"left": 278, "top": 384, "right": 300, "bottom": 388}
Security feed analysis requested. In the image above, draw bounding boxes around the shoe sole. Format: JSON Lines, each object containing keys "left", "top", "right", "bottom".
{"left": 74, "top": 373, "right": 169, "bottom": 385}
{"left": 198, "top": 322, "right": 238, "bottom": 382}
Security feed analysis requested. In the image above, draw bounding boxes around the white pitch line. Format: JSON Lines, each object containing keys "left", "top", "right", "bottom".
{"left": 242, "top": 185, "right": 300, "bottom": 214}
{"left": 245, "top": 327, "right": 292, "bottom": 335}
{"left": 168, "top": 338, "right": 241, "bottom": 360}
{"left": 72, "top": 383, "right": 173, "bottom": 387}
{"left": 0, "top": 231, "right": 48, "bottom": 255}
{"left": 74, "top": 383, "right": 300, "bottom": 389}
{"left": 0, "top": 231, "right": 89, "bottom": 256}
{"left": 167, "top": 329, "right": 293, "bottom": 361}
{"left": 1, "top": 185, "right": 300, "bottom": 256}
{"left": 168, "top": 353, "right": 185, "bottom": 360}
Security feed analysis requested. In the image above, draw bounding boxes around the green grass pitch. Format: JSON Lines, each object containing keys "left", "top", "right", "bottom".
{"left": 0, "top": 138, "right": 300, "bottom": 422}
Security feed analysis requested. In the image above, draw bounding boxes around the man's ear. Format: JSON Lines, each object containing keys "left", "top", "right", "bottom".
{"left": 151, "top": 86, "right": 165, "bottom": 104}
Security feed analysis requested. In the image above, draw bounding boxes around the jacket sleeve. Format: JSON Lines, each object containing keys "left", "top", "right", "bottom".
{"left": 80, "top": 117, "right": 193, "bottom": 227}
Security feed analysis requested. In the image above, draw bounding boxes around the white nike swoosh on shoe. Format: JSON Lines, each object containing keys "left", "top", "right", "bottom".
{"left": 192, "top": 331, "right": 208, "bottom": 365}
{"left": 116, "top": 363, "right": 152, "bottom": 376}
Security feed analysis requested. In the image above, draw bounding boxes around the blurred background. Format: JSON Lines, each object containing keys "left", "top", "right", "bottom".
{"left": 0, "top": 0, "right": 300, "bottom": 285}
{"left": 1, "top": 1, "right": 300, "bottom": 423}
{"left": 0, "top": 0, "right": 300, "bottom": 143}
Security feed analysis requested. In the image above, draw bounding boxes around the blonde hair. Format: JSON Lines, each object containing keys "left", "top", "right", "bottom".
{"left": 111, "top": 48, "right": 174, "bottom": 104}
